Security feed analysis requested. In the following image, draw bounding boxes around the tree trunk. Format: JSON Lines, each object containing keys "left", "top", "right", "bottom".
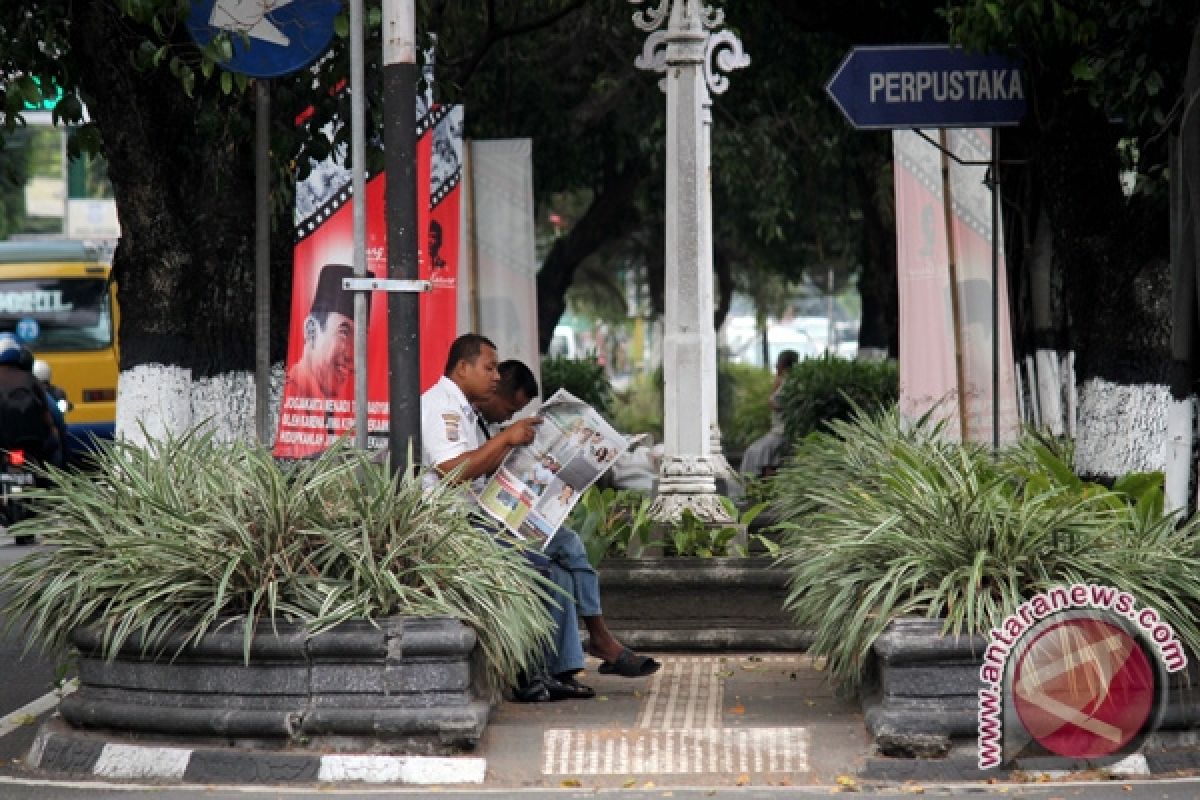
{"left": 852, "top": 153, "right": 898, "bottom": 357}
{"left": 1034, "top": 90, "right": 1171, "bottom": 479}
{"left": 70, "top": 2, "right": 269, "bottom": 443}
{"left": 536, "top": 163, "right": 645, "bottom": 352}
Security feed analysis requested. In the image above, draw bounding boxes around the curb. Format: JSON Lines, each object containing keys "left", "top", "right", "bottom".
{"left": 28, "top": 721, "right": 486, "bottom": 785}
{"left": 860, "top": 742, "right": 1200, "bottom": 782}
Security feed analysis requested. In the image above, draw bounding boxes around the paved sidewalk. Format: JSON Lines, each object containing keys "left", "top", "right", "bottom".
{"left": 479, "top": 652, "right": 868, "bottom": 789}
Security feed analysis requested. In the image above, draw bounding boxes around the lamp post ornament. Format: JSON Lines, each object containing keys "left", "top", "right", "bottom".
{"left": 631, "top": 0, "right": 749, "bottom": 524}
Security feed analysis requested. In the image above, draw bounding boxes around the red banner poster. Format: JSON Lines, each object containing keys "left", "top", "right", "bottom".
{"left": 275, "top": 105, "right": 463, "bottom": 459}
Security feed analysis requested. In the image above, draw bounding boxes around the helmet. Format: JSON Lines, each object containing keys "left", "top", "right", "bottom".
{"left": 32, "top": 359, "right": 51, "bottom": 383}
{"left": 0, "top": 335, "right": 20, "bottom": 366}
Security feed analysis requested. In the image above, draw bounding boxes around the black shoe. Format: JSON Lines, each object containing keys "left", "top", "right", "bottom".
{"left": 512, "top": 675, "right": 553, "bottom": 703}
{"left": 544, "top": 674, "right": 596, "bottom": 700}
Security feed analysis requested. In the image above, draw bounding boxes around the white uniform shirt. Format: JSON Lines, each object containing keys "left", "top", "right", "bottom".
{"left": 420, "top": 375, "right": 488, "bottom": 495}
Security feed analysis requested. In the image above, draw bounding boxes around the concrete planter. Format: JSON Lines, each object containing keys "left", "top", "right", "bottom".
{"left": 862, "top": 617, "right": 987, "bottom": 757}
{"left": 57, "top": 615, "right": 489, "bottom": 754}
{"left": 597, "top": 556, "right": 811, "bottom": 651}
{"left": 863, "top": 617, "right": 1200, "bottom": 760}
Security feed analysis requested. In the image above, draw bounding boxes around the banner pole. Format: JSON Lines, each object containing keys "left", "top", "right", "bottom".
{"left": 254, "top": 79, "right": 270, "bottom": 445}
{"left": 350, "top": 0, "right": 368, "bottom": 450}
{"left": 991, "top": 127, "right": 1000, "bottom": 452}
{"left": 938, "top": 129, "right": 969, "bottom": 441}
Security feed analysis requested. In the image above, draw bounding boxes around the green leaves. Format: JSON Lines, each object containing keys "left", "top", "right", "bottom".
{"left": 0, "top": 431, "right": 554, "bottom": 689}
{"left": 773, "top": 407, "right": 1200, "bottom": 692}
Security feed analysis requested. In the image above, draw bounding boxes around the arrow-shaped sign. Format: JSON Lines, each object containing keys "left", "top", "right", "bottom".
{"left": 187, "top": 0, "right": 340, "bottom": 78}
{"left": 208, "top": 0, "right": 296, "bottom": 47}
{"left": 826, "top": 45, "right": 1026, "bottom": 130}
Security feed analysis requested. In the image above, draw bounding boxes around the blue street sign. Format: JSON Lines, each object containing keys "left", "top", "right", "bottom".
{"left": 187, "top": 0, "right": 341, "bottom": 79}
{"left": 15, "top": 318, "right": 39, "bottom": 343}
{"left": 826, "top": 45, "right": 1026, "bottom": 130}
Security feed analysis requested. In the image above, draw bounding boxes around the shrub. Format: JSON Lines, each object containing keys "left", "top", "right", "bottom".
{"left": 540, "top": 355, "right": 612, "bottom": 415}
{"left": 777, "top": 354, "right": 898, "bottom": 442}
{"left": 0, "top": 431, "right": 555, "bottom": 690}
{"left": 608, "top": 368, "right": 663, "bottom": 440}
{"left": 773, "top": 406, "right": 1200, "bottom": 692}
{"left": 717, "top": 362, "right": 774, "bottom": 453}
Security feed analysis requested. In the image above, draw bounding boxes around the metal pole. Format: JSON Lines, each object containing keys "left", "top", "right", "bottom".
{"left": 383, "top": 0, "right": 420, "bottom": 471}
{"left": 254, "top": 79, "right": 270, "bottom": 445}
{"left": 350, "top": 0, "right": 368, "bottom": 450}
{"left": 991, "top": 128, "right": 1000, "bottom": 452}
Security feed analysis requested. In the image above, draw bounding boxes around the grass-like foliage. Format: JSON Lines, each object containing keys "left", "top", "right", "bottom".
{"left": 773, "top": 406, "right": 1200, "bottom": 692}
{"left": 0, "top": 430, "right": 555, "bottom": 688}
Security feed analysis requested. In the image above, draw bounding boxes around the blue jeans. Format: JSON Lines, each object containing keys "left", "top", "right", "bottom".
{"left": 474, "top": 518, "right": 600, "bottom": 678}
{"left": 541, "top": 526, "right": 603, "bottom": 676}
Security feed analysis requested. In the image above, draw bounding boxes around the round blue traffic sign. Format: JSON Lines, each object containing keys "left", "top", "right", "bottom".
{"left": 187, "top": 0, "right": 341, "bottom": 79}
{"left": 15, "top": 317, "right": 39, "bottom": 343}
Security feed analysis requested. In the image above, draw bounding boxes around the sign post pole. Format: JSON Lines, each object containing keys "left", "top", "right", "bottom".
{"left": 382, "top": 0, "right": 421, "bottom": 472}
{"left": 254, "top": 79, "right": 270, "bottom": 444}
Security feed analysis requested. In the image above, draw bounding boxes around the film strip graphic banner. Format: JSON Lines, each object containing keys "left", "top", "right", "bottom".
{"left": 275, "top": 104, "right": 463, "bottom": 459}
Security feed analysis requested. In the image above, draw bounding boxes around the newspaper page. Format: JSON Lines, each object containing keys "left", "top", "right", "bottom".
{"left": 477, "top": 389, "right": 626, "bottom": 550}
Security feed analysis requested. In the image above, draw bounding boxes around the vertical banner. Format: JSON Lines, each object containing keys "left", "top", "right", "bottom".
{"left": 419, "top": 105, "right": 464, "bottom": 389}
{"left": 275, "top": 104, "right": 462, "bottom": 459}
{"left": 462, "top": 139, "right": 541, "bottom": 387}
{"left": 893, "top": 128, "right": 1020, "bottom": 445}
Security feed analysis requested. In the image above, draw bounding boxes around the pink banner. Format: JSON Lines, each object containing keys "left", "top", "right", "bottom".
{"left": 893, "top": 129, "right": 1020, "bottom": 445}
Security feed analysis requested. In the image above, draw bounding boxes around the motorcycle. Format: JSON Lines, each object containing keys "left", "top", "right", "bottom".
{"left": 1, "top": 447, "right": 37, "bottom": 545}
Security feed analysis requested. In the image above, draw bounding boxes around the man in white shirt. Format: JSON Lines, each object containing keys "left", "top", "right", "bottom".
{"left": 476, "top": 357, "right": 661, "bottom": 683}
{"left": 423, "top": 340, "right": 660, "bottom": 702}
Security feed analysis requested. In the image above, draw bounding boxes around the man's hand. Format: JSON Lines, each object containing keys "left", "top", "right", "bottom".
{"left": 503, "top": 416, "right": 543, "bottom": 447}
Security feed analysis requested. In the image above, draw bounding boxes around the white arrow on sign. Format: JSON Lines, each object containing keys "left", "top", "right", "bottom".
{"left": 208, "top": 0, "right": 296, "bottom": 47}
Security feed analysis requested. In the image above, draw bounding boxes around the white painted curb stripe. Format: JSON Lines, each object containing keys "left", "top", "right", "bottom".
{"left": 94, "top": 743, "right": 191, "bottom": 779}
{"left": 318, "top": 755, "right": 486, "bottom": 784}
{"left": 0, "top": 679, "right": 77, "bottom": 740}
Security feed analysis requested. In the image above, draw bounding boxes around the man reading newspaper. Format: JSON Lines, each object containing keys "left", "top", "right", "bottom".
{"left": 421, "top": 335, "right": 660, "bottom": 703}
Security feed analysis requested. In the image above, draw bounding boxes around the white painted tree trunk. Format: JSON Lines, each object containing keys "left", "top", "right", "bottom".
{"left": 116, "top": 365, "right": 285, "bottom": 447}
{"left": 1073, "top": 378, "right": 1169, "bottom": 478}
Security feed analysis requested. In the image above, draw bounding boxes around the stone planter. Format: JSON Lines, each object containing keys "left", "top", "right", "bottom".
{"left": 597, "top": 556, "right": 811, "bottom": 651}
{"left": 56, "top": 615, "right": 489, "bottom": 755}
{"left": 863, "top": 617, "right": 1200, "bottom": 760}
{"left": 862, "top": 617, "right": 988, "bottom": 757}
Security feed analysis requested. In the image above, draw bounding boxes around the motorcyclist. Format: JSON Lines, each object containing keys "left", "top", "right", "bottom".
{"left": 0, "top": 336, "right": 60, "bottom": 467}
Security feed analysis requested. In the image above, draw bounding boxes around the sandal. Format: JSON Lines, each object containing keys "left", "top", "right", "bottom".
{"left": 546, "top": 674, "right": 596, "bottom": 700}
{"left": 597, "top": 647, "right": 661, "bottom": 678}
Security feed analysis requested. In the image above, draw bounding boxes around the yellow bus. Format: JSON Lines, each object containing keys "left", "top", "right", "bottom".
{"left": 0, "top": 240, "right": 118, "bottom": 453}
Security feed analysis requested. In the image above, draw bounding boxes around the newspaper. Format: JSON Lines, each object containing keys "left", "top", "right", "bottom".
{"left": 477, "top": 389, "right": 627, "bottom": 550}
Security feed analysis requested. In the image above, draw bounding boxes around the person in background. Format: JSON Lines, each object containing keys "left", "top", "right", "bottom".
{"left": 0, "top": 337, "right": 60, "bottom": 468}
{"left": 739, "top": 349, "right": 800, "bottom": 477}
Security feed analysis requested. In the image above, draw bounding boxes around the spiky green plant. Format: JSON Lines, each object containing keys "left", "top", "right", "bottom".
{"left": 773, "top": 406, "right": 1200, "bottom": 692}
{"left": 0, "top": 430, "right": 556, "bottom": 690}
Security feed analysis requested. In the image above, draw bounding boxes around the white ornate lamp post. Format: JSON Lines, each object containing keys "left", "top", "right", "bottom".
{"left": 632, "top": 0, "right": 748, "bottom": 523}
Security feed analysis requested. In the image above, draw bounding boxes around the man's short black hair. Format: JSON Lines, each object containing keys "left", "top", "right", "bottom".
{"left": 498, "top": 360, "right": 539, "bottom": 401}
{"left": 444, "top": 333, "right": 497, "bottom": 376}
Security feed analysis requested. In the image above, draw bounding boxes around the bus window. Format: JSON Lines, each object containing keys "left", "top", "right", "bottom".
{"left": 0, "top": 278, "right": 113, "bottom": 351}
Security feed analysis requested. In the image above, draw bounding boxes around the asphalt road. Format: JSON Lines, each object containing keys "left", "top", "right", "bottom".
{"left": 0, "top": 536, "right": 69, "bottom": 768}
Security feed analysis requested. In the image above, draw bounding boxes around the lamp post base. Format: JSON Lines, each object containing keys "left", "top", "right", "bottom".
{"left": 648, "top": 455, "right": 735, "bottom": 524}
